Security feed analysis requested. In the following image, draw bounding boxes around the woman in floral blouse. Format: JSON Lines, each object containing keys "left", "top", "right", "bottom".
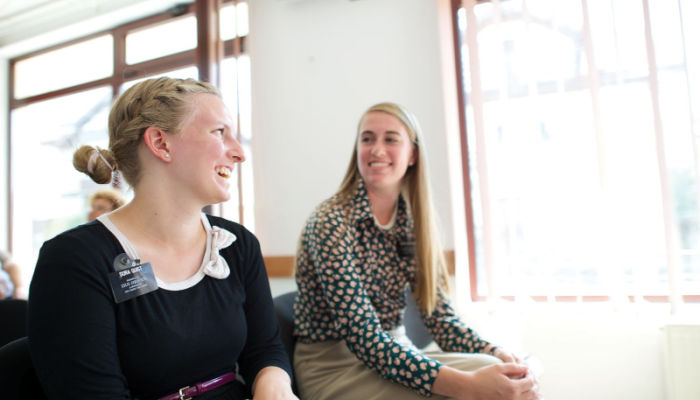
{"left": 293, "top": 102, "right": 541, "bottom": 400}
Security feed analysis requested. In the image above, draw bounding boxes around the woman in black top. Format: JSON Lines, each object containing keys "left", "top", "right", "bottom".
{"left": 28, "top": 77, "right": 296, "bottom": 400}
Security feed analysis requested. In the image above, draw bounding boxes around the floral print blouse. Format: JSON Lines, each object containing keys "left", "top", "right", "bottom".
{"left": 294, "top": 180, "right": 492, "bottom": 396}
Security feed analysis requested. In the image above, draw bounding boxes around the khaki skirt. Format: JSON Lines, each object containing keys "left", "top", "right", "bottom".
{"left": 293, "top": 329, "right": 501, "bottom": 400}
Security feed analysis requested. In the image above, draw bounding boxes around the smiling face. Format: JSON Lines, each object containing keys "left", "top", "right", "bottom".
{"left": 168, "top": 93, "right": 244, "bottom": 206}
{"left": 356, "top": 111, "right": 416, "bottom": 196}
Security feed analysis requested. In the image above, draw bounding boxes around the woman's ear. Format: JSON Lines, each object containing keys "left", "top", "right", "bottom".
{"left": 143, "top": 126, "right": 171, "bottom": 162}
{"left": 409, "top": 146, "right": 418, "bottom": 166}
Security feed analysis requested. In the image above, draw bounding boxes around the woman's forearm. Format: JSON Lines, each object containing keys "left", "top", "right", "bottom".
{"left": 251, "top": 366, "right": 295, "bottom": 399}
{"left": 432, "top": 365, "right": 474, "bottom": 399}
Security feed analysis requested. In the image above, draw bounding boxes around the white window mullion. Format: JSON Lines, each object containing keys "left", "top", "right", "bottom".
{"left": 463, "top": 0, "right": 497, "bottom": 300}
{"left": 642, "top": 0, "right": 683, "bottom": 313}
{"left": 676, "top": 0, "right": 700, "bottom": 282}
{"left": 580, "top": 0, "right": 611, "bottom": 303}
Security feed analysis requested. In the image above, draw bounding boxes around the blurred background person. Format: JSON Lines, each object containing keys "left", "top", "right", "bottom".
{"left": 87, "top": 187, "right": 126, "bottom": 221}
{"left": 0, "top": 250, "right": 25, "bottom": 299}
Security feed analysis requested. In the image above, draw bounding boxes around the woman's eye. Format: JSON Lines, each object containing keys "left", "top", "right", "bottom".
{"left": 215, "top": 128, "right": 225, "bottom": 136}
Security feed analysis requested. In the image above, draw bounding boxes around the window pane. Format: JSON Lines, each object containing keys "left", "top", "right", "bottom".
{"left": 220, "top": 55, "right": 254, "bottom": 229}
{"left": 460, "top": 0, "right": 700, "bottom": 298}
{"left": 120, "top": 66, "right": 200, "bottom": 92}
{"left": 220, "top": 2, "right": 248, "bottom": 40}
{"left": 237, "top": 55, "right": 253, "bottom": 228}
{"left": 220, "top": 4, "right": 237, "bottom": 40}
{"left": 14, "top": 35, "right": 113, "bottom": 99}
{"left": 236, "top": 2, "right": 249, "bottom": 37}
{"left": 126, "top": 16, "right": 197, "bottom": 65}
{"left": 11, "top": 87, "right": 115, "bottom": 278}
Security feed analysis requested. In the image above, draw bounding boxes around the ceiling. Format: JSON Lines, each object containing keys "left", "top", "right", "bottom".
{"left": 0, "top": 0, "right": 189, "bottom": 58}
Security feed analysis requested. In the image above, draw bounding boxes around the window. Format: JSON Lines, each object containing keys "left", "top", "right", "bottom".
{"left": 220, "top": 55, "right": 254, "bottom": 227}
{"left": 11, "top": 87, "right": 113, "bottom": 269}
{"left": 454, "top": 0, "right": 700, "bottom": 304}
{"left": 125, "top": 16, "right": 197, "bottom": 65}
{"left": 13, "top": 35, "right": 113, "bottom": 99}
{"left": 7, "top": 1, "right": 251, "bottom": 285}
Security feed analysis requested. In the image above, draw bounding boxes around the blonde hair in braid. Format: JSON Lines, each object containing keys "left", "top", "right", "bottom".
{"left": 72, "top": 77, "right": 221, "bottom": 186}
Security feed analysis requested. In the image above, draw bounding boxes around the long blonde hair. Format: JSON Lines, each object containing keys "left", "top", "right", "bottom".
{"left": 336, "top": 102, "right": 449, "bottom": 315}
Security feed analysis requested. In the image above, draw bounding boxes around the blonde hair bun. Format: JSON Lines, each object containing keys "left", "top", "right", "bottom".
{"left": 73, "top": 145, "right": 116, "bottom": 184}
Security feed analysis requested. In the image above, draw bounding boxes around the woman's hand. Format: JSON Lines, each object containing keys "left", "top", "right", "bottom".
{"left": 251, "top": 366, "right": 298, "bottom": 400}
{"left": 433, "top": 364, "right": 541, "bottom": 400}
{"left": 490, "top": 348, "right": 543, "bottom": 396}
{"left": 493, "top": 347, "right": 523, "bottom": 365}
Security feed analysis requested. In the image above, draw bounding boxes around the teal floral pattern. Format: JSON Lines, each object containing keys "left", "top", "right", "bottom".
{"left": 294, "top": 180, "right": 491, "bottom": 396}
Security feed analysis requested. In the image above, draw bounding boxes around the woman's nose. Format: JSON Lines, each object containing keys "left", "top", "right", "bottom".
{"left": 370, "top": 143, "right": 385, "bottom": 157}
{"left": 227, "top": 137, "right": 246, "bottom": 163}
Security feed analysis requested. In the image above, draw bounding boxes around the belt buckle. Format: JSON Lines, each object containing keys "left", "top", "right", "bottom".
{"left": 178, "top": 386, "right": 192, "bottom": 400}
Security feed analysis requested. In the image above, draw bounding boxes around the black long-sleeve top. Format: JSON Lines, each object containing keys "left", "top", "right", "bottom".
{"left": 28, "top": 214, "right": 291, "bottom": 399}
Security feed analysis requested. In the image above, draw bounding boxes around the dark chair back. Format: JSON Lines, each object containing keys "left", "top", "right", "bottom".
{"left": 403, "top": 288, "right": 433, "bottom": 349}
{"left": 273, "top": 288, "right": 433, "bottom": 360}
{"left": 0, "top": 299, "right": 28, "bottom": 347}
{"left": 0, "top": 336, "right": 46, "bottom": 400}
{"left": 273, "top": 291, "right": 298, "bottom": 394}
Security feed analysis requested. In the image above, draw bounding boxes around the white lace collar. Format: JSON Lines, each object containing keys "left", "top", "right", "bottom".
{"left": 97, "top": 213, "right": 237, "bottom": 291}
{"left": 373, "top": 204, "right": 399, "bottom": 231}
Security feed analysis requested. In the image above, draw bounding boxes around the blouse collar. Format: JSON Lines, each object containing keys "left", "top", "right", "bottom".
{"left": 350, "top": 179, "right": 413, "bottom": 236}
{"left": 97, "top": 213, "right": 237, "bottom": 290}
{"left": 202, "top": 220, "right": 237, "bottom": 279}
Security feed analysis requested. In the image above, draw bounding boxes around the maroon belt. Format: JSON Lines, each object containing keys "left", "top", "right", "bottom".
{"left": 157, "top": 372, "right": 237, "bottom": 400}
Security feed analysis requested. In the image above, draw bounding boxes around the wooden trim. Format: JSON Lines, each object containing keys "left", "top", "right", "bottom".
{"left": 261, "top": 253, "right": 700, "bottom": 303}
{"left": 472, "top": 295, "right": 700, "bottom": 303}
{"left": 449, "top": 0, "right": 478, "bottom": 301}
{"left": 195, "top": 0, "right": 223, "bottom": 86}
{"left": 445, "top": 250, "right": 455, "bottom": 275}
{"left": 6, "top": 62, "right": 13, "bottom": 253}
{"left": 10, "top": 6, "right": 195, "bottom": 64}
{"left": 112, "top": 24, "right": 127, "bottom": 95}
{"left": 193, "top": 0, "right": 223, "bottom": 218}
{"left": 263, "top": 250, "right": 457, "bottom": 278}
{"left": 264, "top": 256, "right": 295, "bottom": 277}
{"left": 230, "top": 1, "right": 245, "bottom": 225}
{"left": 9, "top": 5, "right": 247, "bottom": 109}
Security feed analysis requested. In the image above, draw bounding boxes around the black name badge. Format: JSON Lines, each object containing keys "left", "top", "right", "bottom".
{"left": 398, "top": 239, "right": 416, "bottom": 258}
{"left": 108, "top": 263, "right": 158, "bottom": 303}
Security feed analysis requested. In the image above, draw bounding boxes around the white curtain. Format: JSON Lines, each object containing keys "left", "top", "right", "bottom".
{"left": 459, "top": 0, "right": 700, "bottom": 312}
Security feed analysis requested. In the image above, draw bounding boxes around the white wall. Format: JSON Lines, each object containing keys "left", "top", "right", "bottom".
{"left": 470, "top": 300, "right": 679, "bottom": 400}
{"left": 270, "top": 276, "right": 678, "bottom": 400}
{"left": 248, "top": 0, "right": 455, "bottom": 255}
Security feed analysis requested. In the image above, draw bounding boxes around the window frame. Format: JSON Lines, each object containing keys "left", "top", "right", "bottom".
{"left": 449, "top": 0, "right": 700, "bottom": 303}
{"left": 6, "top": 0, "right": 248, "bottom": 252}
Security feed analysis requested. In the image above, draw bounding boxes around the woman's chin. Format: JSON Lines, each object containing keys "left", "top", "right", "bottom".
{"left": 212, "top": 191, "right": 232, "bottom": 205}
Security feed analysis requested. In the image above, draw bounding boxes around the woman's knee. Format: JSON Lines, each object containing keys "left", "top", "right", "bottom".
{"left": 428, "top": 351, "right": 502, "bottom": 371}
